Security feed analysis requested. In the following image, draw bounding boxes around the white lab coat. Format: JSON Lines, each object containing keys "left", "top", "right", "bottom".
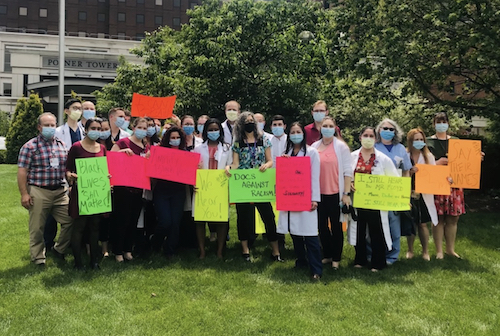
{"left": 277, "top": 146, "right": 321, "bottom": 236}
{"left": 311, "top": 137, "right": 353, "bottom": 222}
{"left": 55, "top": 122, "right": 85, "bottom": 150}
{"left": 270, "top": 134, "right": 288, "bottom": 167}
{"left": 415, "top": 153, "right": 439, "bottom": 225}
{"left": 183, "top": 137, "right": 203, "bottom": 211}
{"left": 221, "top": 120, "right": 235, "bottom": 145}
{"left": 347, "top": 148, "right": 399, "bottom": 250}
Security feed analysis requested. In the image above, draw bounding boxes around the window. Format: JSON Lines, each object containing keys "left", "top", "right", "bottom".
{"left": 4, "top": 51, "right": 11, "bottom": 73}
{"left": 97, "top": 33, "right": 106, "bottom": 38}
{"left": 137, "top": 0, "right": 144, "bottom": 3}
{"left": 448, "top": 81, "right": 456, "bottom": 95}
{"left": 173, "top": 17, "right": 181, "bottom": 27}
{"left": 97, "top": 13, "right": 105, "bottom": 22}
{"left": 136, "top": 33, "right": 145, "bottom": 40}
{"left": 118, "top": 13, "right": 125, "bottom": 22}
{"left": 136, "top": 14, "right": 144, "bottom": 24}
{"left": 79, "top": 11, "right": 87, "bottom": 21}
{"left": 39, "top": 8, "right": 47, "bottom": 17}
{"left": 117, "top": 32, "right": 126, "bottom": 40}
{"left": 190, "top": 2, "right": 197, "bottom": 9}
{"left": 78, "top": 31, "right": 86, "bottom": 37}
{"left": 3, "top": 83, "right": 12, "bottom": 97}
{"left": 174, "top": 0, "right": 180, "bottom": 7}
{"left": 155, "top": 16, "right": 163, "bottom": 25}
{"left": 155, "top": 0, "right": 163, "bottom": 6}
{"left": 19, "top": 7, "right": 27, "bottom": 16}
{"left": 0, "top": 5, "right": 7, "bottom": 15}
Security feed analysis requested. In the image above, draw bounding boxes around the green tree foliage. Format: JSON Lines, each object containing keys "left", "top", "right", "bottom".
{"left": 0, "top": 111, "right": 11, "bottom": 136}
{"left": 5, "top": 93, "right": 44, "bottom": 164}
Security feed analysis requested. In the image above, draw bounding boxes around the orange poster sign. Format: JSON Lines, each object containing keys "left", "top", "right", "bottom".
{"left": 131, "top": 93, "right": 176, "bottom": 119}
{"left": 448, "top": 139, "right": 482, "bottom": 189}
{"left": 415, "top": 164, "right": 450, "bottom": 195}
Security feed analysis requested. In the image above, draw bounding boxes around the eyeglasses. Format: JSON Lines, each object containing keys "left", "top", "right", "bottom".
{"left": 382, "top": 127, "right": 395, "bottom": 131}
{"left": 313, "top": 110, "right": 326, "bottom": 113}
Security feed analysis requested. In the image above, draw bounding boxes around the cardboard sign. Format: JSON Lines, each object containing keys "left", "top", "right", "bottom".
{"left": 415, "top": 164, "right": 450, "bottom": 195}
{"left": 353, "top": 173, "right": 411, "bottom": 211}
{"left": 229, "top": 169, "right": 276, "bottom": 203}
{"left": 276, "top": 157, "right": 311, "bottom": 211}
{"left": 146, "top": 146, "right": 200, "bottom": 185}
{"left": 448, "top": 139, "right": 482, "bottom": 189}
{"left": 107, "top": 151, "right": 150, "bottom": 190}
{"left": 194, "top": 170, "right": 229, "bottom": 222}
{"left": 76, "top": 157, "right": 112, "bottom": 215}
{"left": 255, "top": 202, "right": 278, "bottom": 234}
{"left": 131, "top": 93, "right": 176, "bottom": 119}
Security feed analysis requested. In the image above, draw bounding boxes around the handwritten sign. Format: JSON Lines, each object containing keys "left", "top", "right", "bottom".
{"left": 255, "top": 202, "right": 278, "bottom": 234}
{"left": 229, "top": 169, "right": 276, "bottom": 203}
{"left": 276, "top": 157, "right": 311, "bottom": 211}
{"left": 415, "top": 164, "right": 450, "bottom": 195}
{"left": 76, "top": 157, "right": 111, "bottom": 215}
{"left": 194, "top": 170, "right": 229, "bottom": 222}
{"left": 146, "top": 146, "right": 200, "bottom": 185}
{"left": 353, "top": 173, "right": 411, "bottom": 211}
{"left": 448, "top": 139, "right": 481, "bottom": 189}
{"left": 131, "top": 93, "right": 176, "bottom": 119}
{"left": 107, "top": 152, "right": 150, "bottom": 190}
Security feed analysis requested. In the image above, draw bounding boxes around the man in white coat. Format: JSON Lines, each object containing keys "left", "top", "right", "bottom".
{"left": 221, "top": 100, "right": 240, "bottom": 144}
{"left": 54, "top": 99, "right": 84, "bottom": 151}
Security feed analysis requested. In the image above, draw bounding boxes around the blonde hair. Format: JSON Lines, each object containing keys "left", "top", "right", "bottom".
{"left": 407, "top": 128, "right": 431, "bottom": 164}
{"left": 312, "top": 100, "right": 328, "bottom": 110}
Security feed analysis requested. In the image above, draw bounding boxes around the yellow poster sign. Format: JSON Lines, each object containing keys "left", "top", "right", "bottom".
{"left": 255, "top": 202, "right": 278, "bottom": 234}
{"left": 353, "top": 174, "right": 411, "bottom": 211}
{"left": 194, "top": 170, "right": 229, "bottom": 222}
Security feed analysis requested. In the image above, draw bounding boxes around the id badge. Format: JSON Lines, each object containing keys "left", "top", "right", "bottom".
{"left": 50, "top": 157, "right": 59, "bottom": 168}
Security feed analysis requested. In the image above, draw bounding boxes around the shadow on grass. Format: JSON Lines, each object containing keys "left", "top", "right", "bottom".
{"left": 458, "top": 213, "right": 500, "bottom": 250}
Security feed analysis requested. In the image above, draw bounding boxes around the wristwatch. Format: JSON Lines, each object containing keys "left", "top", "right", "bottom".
{"left": 343, "top": 192, "right": 351, "bottom": 196}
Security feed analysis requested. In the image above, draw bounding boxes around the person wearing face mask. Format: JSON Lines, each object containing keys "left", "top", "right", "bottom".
{"left": 221, "top": 100, "right": 241, "bottom": 144}
{"left": 150, "top": 126, "right": 189, "bottom": 258}
{"left": 425, "top": 112, "right": 465, "bottom": 259}
{"left": 196, "top": 115, "right": 209, "bottom": 138}
{"left": 349, "top": 127, "right": 399, "bottom": 272}
{"left": 97, "top": 118, "right": 114, "bottom": 151}
{"left": 66, "top": 117, "right": 107, "bottom": 270}
{"left": 110, "top": 118, "right": 150, "bottom": 263}
{"left": 181, "top": 115, "right": 203, "bottom": 151}
{"left": 374, "top": 118, "right": 412, "bottom": 265}
{"left": 305, "top": 100, "right": 329, "bottom": 145}
{"left": 55, "top": 99, "right": 85, "bottom": 151}
{"left": 254, "top": 113, "right": 272, "bottom": 141}
{"left": 121, "top": 110, "right": 133, "bottom": 135}
{"left": 108, "top": 107, "right": 129, "bottom": 143}
{"left": 405, "top": 128, "right": 439, "bottom": 261}
{"left": 17, "top": 113, "right": 73, "bottom": 267}
{"left": 277, "top": 122, "right": 322, "bottom": 280}
{"left": 145, "top": 117, "right": 161, "bottom": 146}
{"left": 269, "top": 115, "right": 288, "bottom": 166}
{"left": 80, "top": 101, "right": 97, "bottom": 128}
{"left": 225, "top": 112, "right": 283, "bottom": 262}
{"left": 193, "top": 118, "right": 232, "bottom": 259}
{"left": 311, "top": 116, "right": 352, "bottom": 270}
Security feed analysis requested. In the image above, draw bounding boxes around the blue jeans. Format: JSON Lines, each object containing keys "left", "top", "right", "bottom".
{"left": 152, "top": 186, "right": 186, "bottom": 256}
{"left": 386, "top": 211, "right": 401, "bottom": 263}
{"left": 291, "top": 235, "right": 322, "bottom": 276}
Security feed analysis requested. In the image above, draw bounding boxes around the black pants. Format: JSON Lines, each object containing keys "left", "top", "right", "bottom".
{"left": 236, "top": 202, "right": 278, "bottom": 242}
{"left": 355, "top": 209, "right": 386, "bottom": 270}
{"left": 72, "top": 215, "right": 100, "bottom": 267}
{"left": 317, "top": 193, "right": 342, "bottom": 261}
{"left": 111, "top": 187, "right": 143, "bottom": 256}
{"left": 43, "top": 214, "right": 57, "bottom": 249}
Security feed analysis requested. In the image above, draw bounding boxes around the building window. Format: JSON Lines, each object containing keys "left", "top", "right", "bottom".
{"left": 3, "top": 83, "right": 12, "bottom": 97}
{"left": 78, "top": 31, "right": 86, "bottom": 37}
{"left": 174, "top": 0, "right": 180, "bottom": 7}
{"left": 155, "top": 16, "right": 163, "bottom": 26}
{"left": 137, "top": 0, "right": 145, "bottom": 3}
{"left": 136, "top": 14, "right": 144, "bottom": 24}
{"left": 79, "top": 11, "right": 87, "bottom": 21}
{"left": 0, "top": 5, "right": 7, "bottom": 15}
{"left": 155, "top": 0, "right": 163, "bottom": 6}
{"left": 118, "top": 13, "right": 125, "bottom": 22}
{"left": 173, "top": 17, "right": 181, "bottom": 27}
{"left": 39, "top": 8, "right": 48, "bottom": 17}
{"left": 448, "top": 81, "right": 456, "bottom": 95}
{"left": 97, "top": 13, "right": 105, "bottom": 22}
{"left": 117, "top": 33, "right": 126, "bottom": 40}
{"left": 4, "top": 51, "right": 11, "bottom": 73}
{"left": 19, "top": 7, "right": 27, "bottom": 16}
{"left": 136, "top": 33, "right": 145, "bottom": 40}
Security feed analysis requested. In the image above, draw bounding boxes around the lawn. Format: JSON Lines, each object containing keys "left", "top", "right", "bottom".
{"left": 0, "top": 164, "right": 499, "bottom": 335}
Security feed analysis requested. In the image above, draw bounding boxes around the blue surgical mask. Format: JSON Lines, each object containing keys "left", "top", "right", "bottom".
{"left": 87, "top": 130, "right": 101, "bottom": 141}
{"left": 161, "top": 129, "right": 166, "bottom": 137}
{"left": 99, "top": 130, "right": 111, "bottom": 140}
{"left": 258, "top": 122, "right": 265, "bottom": 131}
{"left": 290, "top": 133, "right": 304, "bottom": 144}
{"left": 197, "top": 124, "right": 204, "bottom": 134}
{"left": 313, "top": 112, "right": 326, "bottom": 122}
{"left": 272, "top": 126, "right": 284, "bottom": 137}
{"left": 413, "top": 140, "right": 426, "bottom": 150}
{"left": 435, "top": 123, "right": 449, "bottom": 133}
{"left": 115, "top": 116, "right": 125, "bottom": 128}
{"left": 207, "top": 130, "right": 220, "bottom": 141}
{"left": 170, "top": 138, "right": 181, "bottom": 147}
{"left": 147, "top": 126, "right": 157, "bottom": 137}
{"left": 183, "top": 125, "right": 195, "bottom": 135}
{"left": 321, "top": 127, "right": 335, "bottom": 138}
{"left": 380, "top": 130, "right": 395, "bottom": 141}
{"left": 121, "top": 120, "right": 130, "bottom": 130}
{"left": 41, "top": 127, "right": 55, "bottom": 140}
{"left": 134, "top": 129, "right": 147, "bottom": 139}
{"left": 83, "top": 110, "right": 96, "bottom": 120}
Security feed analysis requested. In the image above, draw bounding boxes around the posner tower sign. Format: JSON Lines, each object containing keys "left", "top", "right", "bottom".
{"left": 42, "top": 57, "right": 118, "bottom": 70}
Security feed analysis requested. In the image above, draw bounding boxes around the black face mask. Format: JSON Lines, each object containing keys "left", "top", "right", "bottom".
{"left": 244, "top": 123, "right": 255, "bottom": 133}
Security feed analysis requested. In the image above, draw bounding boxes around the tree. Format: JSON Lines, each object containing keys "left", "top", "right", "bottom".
{"left": 5, "top": 93, "right": 44, "bottom": 164}
{"left": 0, "top": 111, "right": 10, "bottom": 137}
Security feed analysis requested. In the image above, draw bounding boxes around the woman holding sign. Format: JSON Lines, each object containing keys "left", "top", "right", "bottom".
{"left": 350, "top": 127, "right": 399, "bottom": 271}
{"left": 193, "top": 118, "right": 232, "bottom": 259}
{"left": 311, "top": 116, "right": 352, "bottom": 270}
{"left": 66, "top": 117, "right": 107, "bottom": 270}
{"left": 426, "top": 112, "right": 464, "bottom": 259}
{"left": 277, "top": 122, "right": 322, "bottom": 279}
{"left": 225, "top": 112, "right": 283, "bottom": 262}
{"left": 110, "top": 117, "right": 150, "bottom": 262}
{"left": 406, "top": 128, "right": 439, "bottom": 261}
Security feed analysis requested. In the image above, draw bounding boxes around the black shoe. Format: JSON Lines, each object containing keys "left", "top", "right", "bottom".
{"left": 51, "top": 247, "right": 65, "bottom": 260}
{"left": 37, "top": 262, "right": 46, "bottom": 268}
{"left": 242, "top": 253, "right": 251, "bottom": 262}
{"left": 271, "top": 254, "right": 285, "bottom": 262}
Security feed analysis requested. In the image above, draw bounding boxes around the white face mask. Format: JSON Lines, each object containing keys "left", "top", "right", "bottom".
{"left": 226, "top": 110, "right": 238, "bottom": 122}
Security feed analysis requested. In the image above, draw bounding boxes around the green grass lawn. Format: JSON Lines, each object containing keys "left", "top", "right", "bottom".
{"left": 0, "top": 164, "right": 499, "bottom": 335}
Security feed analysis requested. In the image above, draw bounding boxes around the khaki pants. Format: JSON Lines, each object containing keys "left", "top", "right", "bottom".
{"left": 28, "top": 186, "right": 73, "bottom": 264}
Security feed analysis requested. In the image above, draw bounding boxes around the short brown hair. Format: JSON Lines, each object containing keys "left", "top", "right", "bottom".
{"left": 312, "top": 100, "right": 328, "bottom": 110}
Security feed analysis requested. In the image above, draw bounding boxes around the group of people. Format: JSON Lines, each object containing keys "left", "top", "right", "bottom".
{"left": 17, "top": 98, "right": 470, "bottom": 280}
